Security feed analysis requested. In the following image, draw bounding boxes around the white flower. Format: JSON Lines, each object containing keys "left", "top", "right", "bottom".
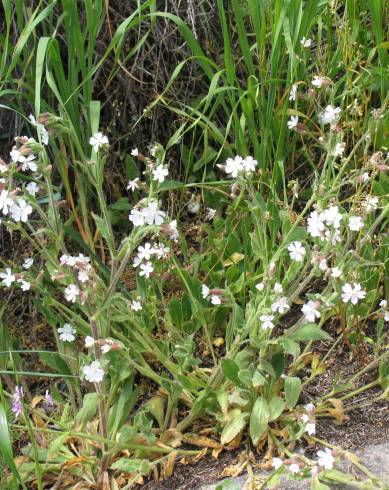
{"left": 210, "top": 295, "right": 221, "bottom": 305}
{"left": 131, "top": 299, "right": 142, "bottom": 311}
{"left": 317, "top": 448, "right": 335, "bottom": 470}
{"left": 18, "top": 279, "right": 30, "bottom": 291}
{"left": 379, "top": 299, "right": 387, "bottom": 309}
{"left": 131, "top": 148, "right": 139, "bottom": 157}
{"left": 288, "top": 241, "right": 306, "bottom": 262}
{"left": 78, "top": 270, "right": 89, "bottom": 283}
{"left": 273, "top": 282, "right": 283, "bottom": 294}
{"left": 0, "top": 190, "right": 14, "bottom": 215}
{"left": 305, "top": 403, "right": 315, "bottom": 413}
{"left": 300, "top": 37, "right": 311, "bottom": 48}
{"left": 153, "top": 243, "right": 170, "bottom": 259}
{"left": 341, "top": 283, "right": 366, "bottom": 305}
{"left": 325, "top": 227, "right": 341, "bottom": 245}
{"left": 22, "top": 257, "right": 34, "bottom": 269}
{"left": 307, "top": 210, "right": 325, "bottom": 238}
{"left": 348, "top": 216, "right": 364, "bottom": 231}
{"left": 101, "top": 343, "right": 111, "bottom": 354}
{"left": 289, "top": 463, "right": 300, "bottom": 474}
{"left": 318, "top": 105, "right": 341, "bottom": 125}
{"left": 21, "top": 154, "right": 38, "bottom": 172}
{"left": 64, "top": 284, "right": 80, "bottom": 303}
{"left": 58, "top": 323, "right": 76, "bottom": 342}
{"left": 361, "top": 172, "right": 370, "bottom": 183}
{"left": 187, "top": 200, "right": 200, "bottom": 215}
{"left": 0, "top": 268, "right": 16, "bottom": 287}
{"left": 302, "top": 300, "right": 321, "bottom": 323}
{"left": 331, "top": 267, "right": 342, "bottom": 278}
{"left": 224, "top": 156, "right": 244, "bottom": 178}
{"left": 10, "top": 149, "right": 24, "bottom": 163}
{"left": 319, "top": 258, "right": 328, "bottom": 272}
{"left": 202, "top": 285, "right": 210, "bottom": 299}
{"left": 133, "top": 255, "right": 142, "bottom": 268}
{"left": 85, "top": 336, "right": 95, "bottom": 348}
{"left": 260, "top": 314, "right": 275, "bottom": 330}
{"left": 289, "top": 83, "right": 298, "bottom": 101}
{"left": 271, "top": 297, "right": 290, "bottom": 314}
{"left": 89, "top": 132, "right": 109, "bottom": 151}
{"left": 137, "top": 242, "right": 154, "bottom": 261}
{"left": 322, "top": 206, "right": 342, "bottom": 228}
{"left": 152, "top": 164, "right": 169, "bottom": 183}
{"left": 28, "top": 114, "right": 49, "bottom": 145}
{"left": 127, "top": 178, "right": 140, "bottom": 191}
{"left": 129, "top": 208, "right": 145, "bottom": 227}
{"left": 305, "top": 422, "right": 316, "bottom": 435}
{"left": 333, "top": 142, "right": 346, "bottom": 158}
{"left": 10, "top": 199, "right": 33, "bottom": 222}
{"left": 0, "top": 161, "right": 8, "bottom": 173}
{"left": 139, "top": 261, "right": 153, "bottom": 278}
{"left": 205, "top": 207, "right": 216, "bottom": 221}
{"left": 256, "top": 282, "right": 265, "bottom": 291}
{"left": 272, "top": 457, "right": 283, "bottom": 469}
{"left": 26, "top": 181, "right": 39, "bottom": 196}
{"left": 362, "top": 196, "right": 379, "bottom": 213}
{"left": 165, "top": 220, "right": 179, "bottom": 241}
{"left": 83, "top": 360, "right": 104, "bottom": 383}
{"left": 384, "top": 311, "right": 389, "bottom": 322}
{"left": 242, "top": 156, "right": 257, "bottom": 173}
{"left": 312, "top": 76, "right": 329, "bottom": 88}
{"left": 142, "top": 202, "right": 166, "bottom": 225}
{"left": 287, "top": 115, "right": 299, "bottom": 129}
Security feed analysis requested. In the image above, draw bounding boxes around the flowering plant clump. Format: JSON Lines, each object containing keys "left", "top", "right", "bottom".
{"left": 1, "top": 3, "right": 389, "bottom": 489}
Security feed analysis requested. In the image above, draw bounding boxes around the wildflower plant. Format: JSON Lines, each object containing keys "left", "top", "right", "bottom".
{"left": 0, "top": 1, "right": 388, "bottom": 489}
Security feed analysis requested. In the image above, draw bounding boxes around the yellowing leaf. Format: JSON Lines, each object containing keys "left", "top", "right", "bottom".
{"left": 223, "top": 253, "right": 244, "bottom": 267}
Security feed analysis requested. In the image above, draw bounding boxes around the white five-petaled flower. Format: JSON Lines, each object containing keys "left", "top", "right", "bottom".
{"left": 129, "top": 208, "right": 145, "bottom": 227}
{"left": 322, "top": 205, "right": 342, "bottom": 228}
{"left": 83, "top": 360, "right": 104, "bottom": 383}
{"left": 152, "top": 164, "right": 169, "bottom": 183}
{"left": 89, "top": 132, "right": 109, "bottom": 152}
{"left": 18, "top": 279, "right": 30, "bottom": 291}
{"left": 362, "top": 196, "right": 379, "bottom": 213}
{"left": 142, "top": 202, "right": 166, "bottom": 225}
{"left": 101, "top": 343, "right": 111, "bottom": 354}
{"left": 20, "top": 154, "right": 38, "bottom": 172}
{"left": 58, "top": 323, "right": 76, "bottom": 342}
{"left": 318, "top": 105, "right": 341, "bottom": 125}
{"left": 0, "top": 268, "right": 16, "bottom": 287}
{"left": 242, "top": 156, "right": 257, "bottom": 173}
{"left": 85, "top": 336, "right": 95, "bottom": 348}
{"left": 28, "top": 114, "right": 49, "bottom": 145}
{"left": 307, "top": 210, "right": 325, "bottom": 238}
{"left": 260, "top": 314, "right": 275, "bottom": 330}
{"left": 0, "top": 189, "right": 14, "bottom": 215}
{"left": 311, "top": 76, "right": 330, "bottom": 88}
{"left": 126, "top": 178, "right": 140, "bottom": 192}
{"left": 23, "top": 257, "right": 34, "bottom": 269}
{"left": 317, "top": 448, "right": 335, "bottom": 470}
{"left": 289, "top": 83, "right": 298, "bottom": 101}
{"left": 302, "top": 300, "right": 321, "bottom": 323}
{"left": 348, "top": 216, "right": 364, "bottom": 231}
{"left": 333, "top": 142, "right": 346, "bottom": 158}
{"left": 331, "top": 267, "right": 342, "bottom": 278}
{"left": 202, "top": 284, "right": 221, "bottom": 305}
{"left": 10, "top": 199, "right": 33, "bottom": 222}
{"left": 361, "top": 172, "right": 370, "bottom": 183}
{"left": 131, "top": 298, "right": 142, "bottom": 311}
{"left": 288, "top": 241, "right": 306, "bottom": 262}
{"left": 287, "top": 115, "right": 299, "bottom": 129}
{"left": 300, "top": 37, "right": 312, "bottom": 48}
{"left": 78, "top": 270, "right": 89, "bottom": 283}
{"left": 64, "top": 284, "right": 80, "bottom": 303}
{"left": 131, "top": 148, "right": 139, "bottom": 157}
{"left": 139, "top": 261, "right": 153, "bottom": 278}
{"left": 26, "top": 181, "right": 39, "bottom": 196}
{"left": 256, "top": 282, "right": 265, "bottom": 291}
{"left": 273, "top": 282, "right": 283, "bottom": 294}
{"left": 137, "top": 242, "right": 154, "bottom": 261}
{"left": 271, "top": 296, "right": 290, "bottom": 314}
{"left": 272, "top": 457, "right": 283, "bottom": 469}
{"left": 224, "top": 156, "right": 244, "bottom": 178}
{"left": 205, "top": 207, "right": 216, "bottom": 221}
{"left": 341, "top": 283, "right": 366, "bottom": 305}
